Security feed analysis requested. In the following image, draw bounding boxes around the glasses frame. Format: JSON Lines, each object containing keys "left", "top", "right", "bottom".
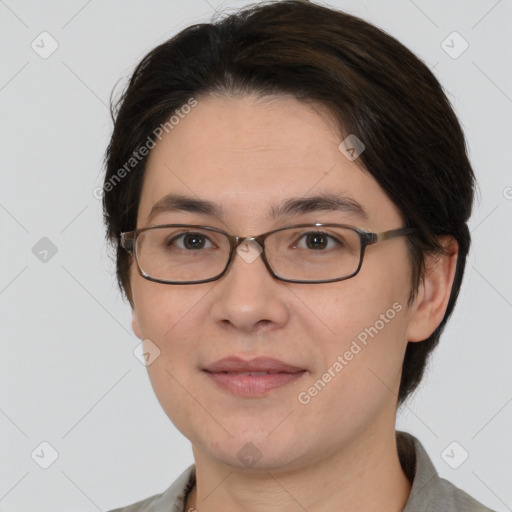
{"left": 120, "top": 223, "right": 416, "bottom": 285}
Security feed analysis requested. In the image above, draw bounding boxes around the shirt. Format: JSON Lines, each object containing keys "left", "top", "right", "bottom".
{"left": 108, "top": 431, "right": 496, "bottom": 512}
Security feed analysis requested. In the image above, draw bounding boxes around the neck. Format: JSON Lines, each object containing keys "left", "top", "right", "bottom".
{"left": 185, "top": 427, "right": 411, "bottom": 512}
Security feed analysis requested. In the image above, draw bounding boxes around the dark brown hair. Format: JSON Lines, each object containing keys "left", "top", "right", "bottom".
{"left": 103, "top": 0, "right": 475, "bottom": 405}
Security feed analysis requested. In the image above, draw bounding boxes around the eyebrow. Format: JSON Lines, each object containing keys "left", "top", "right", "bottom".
{"left": 146, "top": 192, "right": 368, "bottom": 224}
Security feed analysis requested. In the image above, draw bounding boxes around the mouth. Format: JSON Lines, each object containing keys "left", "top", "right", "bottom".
{"left": 203, "top": 356, "right": 307, "bottom": 396}
{"left": 203, "top": 355, "right": 306, "bottom": 373}
{"left": 212, "top": 371, "right": 295, "bottom": 375}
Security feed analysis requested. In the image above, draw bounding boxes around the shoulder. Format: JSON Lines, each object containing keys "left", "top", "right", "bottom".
{"left": 430, "top": 476, "right": 497, "bottom": 512}
{"left": 106, "top": 464, "right": 196, "bottom": 512}
{"left": 107, "top": 492, "right": 163, "bottom": 512}
{"left": 397, "top": 431, "right": 496, "bottom": 512}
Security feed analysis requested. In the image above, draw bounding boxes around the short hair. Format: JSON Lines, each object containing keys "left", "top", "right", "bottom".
{"left": 102, "top": 0, "right": 475, "bottom": 405}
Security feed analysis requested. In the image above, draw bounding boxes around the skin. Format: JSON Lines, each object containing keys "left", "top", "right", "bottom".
{"left": 129, "top": 94, "right": 458, "bottom": 512}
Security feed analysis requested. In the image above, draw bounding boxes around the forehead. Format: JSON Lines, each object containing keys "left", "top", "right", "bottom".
{"left": 137, "top": 94, "right": 402, "bottom": 229}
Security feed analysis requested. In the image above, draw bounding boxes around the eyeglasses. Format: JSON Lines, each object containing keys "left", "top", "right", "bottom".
{"left": 120, "top": 223, "right": 415, "bottom": 285}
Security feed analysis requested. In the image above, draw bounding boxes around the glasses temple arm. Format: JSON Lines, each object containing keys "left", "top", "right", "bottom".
{"left": 120, "top": 232, "right": 135, "bottom": 252}
{"left": 375, "top": 227, "right": 416, "bottom": 242}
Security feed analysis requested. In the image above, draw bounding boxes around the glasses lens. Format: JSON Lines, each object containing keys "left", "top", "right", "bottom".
{"left": 135, "top": 226, "right": 230, "bottom": 282}
{"left": 265, "top": 225, "right": 362, "bottom": 282}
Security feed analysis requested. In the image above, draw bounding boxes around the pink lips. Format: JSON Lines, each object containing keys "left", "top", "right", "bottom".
{"left": 203, "top": 356, "right": 307, "bottom": 397}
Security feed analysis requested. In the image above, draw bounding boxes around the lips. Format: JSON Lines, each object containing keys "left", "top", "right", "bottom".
{"left": 203, "top": 356, "right": 306, "bottom": 374}
{"left": 203, "top": 356, "right": 307, "bottom": 397}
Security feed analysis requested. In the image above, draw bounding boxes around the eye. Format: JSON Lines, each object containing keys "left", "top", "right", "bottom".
{"left": 169, "top": 232, "right": 215, "bottom": 250}
{"left": 294, "top": 232, "right": 343, "bottom": 250}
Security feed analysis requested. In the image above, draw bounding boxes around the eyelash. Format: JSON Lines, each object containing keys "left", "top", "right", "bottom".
{"left": 167, "top": 231, "right": 344, "bottom": 251}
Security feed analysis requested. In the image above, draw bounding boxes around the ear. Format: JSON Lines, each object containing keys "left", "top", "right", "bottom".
{"left": 132, "top": 307, "right": 143, "bottom": 340}
{"left": 406, "top": 237, "right": 459, "bottom": 342}
{"left": 127, "top": 256, "right": 143, "bottom": 339}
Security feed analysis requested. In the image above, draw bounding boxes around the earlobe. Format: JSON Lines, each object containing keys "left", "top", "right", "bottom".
{"left": 406, "top": 237, "right": 459, "bottom": 342}
{"left": 132, "top": 308, "right": 143, "bottom": 339}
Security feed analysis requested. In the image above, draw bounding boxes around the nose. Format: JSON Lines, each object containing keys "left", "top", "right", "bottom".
{"left": 210, "top": 239, "right": 289, "bottom": 334}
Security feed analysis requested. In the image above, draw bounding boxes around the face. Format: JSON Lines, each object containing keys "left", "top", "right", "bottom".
{"left": 130, "top": 94, "right": 421, "bottom": 471}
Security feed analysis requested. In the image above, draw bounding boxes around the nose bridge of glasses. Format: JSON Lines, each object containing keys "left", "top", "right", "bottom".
{"left": 234, "top": 233, "right": 264, "bottom": 254}
{"left": 231, "top": 234, "right": 265, "bottom": 249}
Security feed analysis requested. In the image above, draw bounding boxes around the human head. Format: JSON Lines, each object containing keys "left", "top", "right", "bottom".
{"left": 102, "top": 0, "right": 474, "bottom": 407}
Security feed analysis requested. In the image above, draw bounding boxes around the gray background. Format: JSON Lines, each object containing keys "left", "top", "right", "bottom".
{"left": 1, "top": 0, "right": 511, "bottom": 511}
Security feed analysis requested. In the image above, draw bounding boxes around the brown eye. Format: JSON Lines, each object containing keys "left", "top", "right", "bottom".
{"left": 293, "top": 232, "right": 342, "bottom": 250}
{"left": 305, "top": 233, "right": 328, "bottom": 249}
{"left": 169, "top": 232, "right": 213, "bottom": 250}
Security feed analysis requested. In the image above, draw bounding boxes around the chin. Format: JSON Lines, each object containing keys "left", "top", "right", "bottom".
{"left": 194, "top": 430, "right": 306, "bottom": 471}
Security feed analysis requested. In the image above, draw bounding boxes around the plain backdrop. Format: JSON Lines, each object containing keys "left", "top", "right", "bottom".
{"left": 0, "top": 0, "right": 511, "bottom": 511}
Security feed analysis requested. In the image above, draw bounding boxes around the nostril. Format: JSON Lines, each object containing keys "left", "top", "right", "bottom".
{"left": 252, "top": 319, "right": 272, "bottom": 334}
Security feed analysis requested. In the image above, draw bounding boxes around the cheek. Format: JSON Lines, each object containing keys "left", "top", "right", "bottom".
{"left": 131, "top": 275, "right": 205, "bottom": 382}
{"left": 145, "top": 358, "right": 203, "bottom": 442}
{"left": 297, "top": 269, "right": 408, "bottom": 351}
{"left": 131, "top": 265, "right": 202, "bottom": 339}
{"left": 131, "top": 277, "right": 208, "bottom": 437}
{"left": 132, "top": 284, "right": 207, "bottom": 380}
{"left": 295, "top": 287, "right": 409, "bottom": 433}
{"left": 297, "top": 253, "right": 411, "bottom": 401}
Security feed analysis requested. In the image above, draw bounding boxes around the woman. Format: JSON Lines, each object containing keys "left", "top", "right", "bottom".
{"left": 102, "top": 1, "right": 494, "bottom": 510}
